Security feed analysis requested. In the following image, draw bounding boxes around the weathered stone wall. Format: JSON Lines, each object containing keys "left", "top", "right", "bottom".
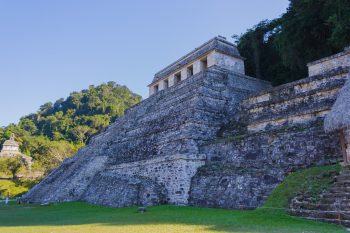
{"left": 105, "top": 155, "right": 206, "bottom": 205}
{"left": 242, "top": 67, "right": 348, "bottom": 133}
{"left": 308, "top": 47, "right": 350, "bottom": 76}
{"left": 82, "top": 173, "right": 166, "bottom": 208}
{"left": 190, "top": 123, "right": 341, "bottom": 209}
{"left": 22, "top": 151, "right": 109, "bottom": 203}
{"left": 22, "top": 65, "right": 270, "bottom": 205}
{"left": 189, "top": 67, "right": 349, "bottom": 209}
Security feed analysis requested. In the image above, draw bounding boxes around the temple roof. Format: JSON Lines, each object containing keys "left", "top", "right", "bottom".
{"left": 151, "top": 36, "right": 243, "bottom": 84}
{"left": 324, "top": 71, "right": 350, "bottom": 132}
{"left": 2, "top": 133, "right": 19, "bottom": 147}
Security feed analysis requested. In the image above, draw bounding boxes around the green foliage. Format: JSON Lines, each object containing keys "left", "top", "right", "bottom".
{"left": 0, "top": 180, "right": 36, "bottom": 198}
{"left": 18, "top": 82, "right": 141, "bottom": 143}
{"left": 0, "top": 156, "right": 26, "bottom": 180}
{"left": 236, "top": 0, "right": 350, "bottom": 85}
{"left": 0, "top": 82, "right": 141, "bottom": 173}
{"left": 39, "top": 141, "right": 81, "bottom": 174}
{"left": 263, "top": 164, "right": 341, "bottom": 209}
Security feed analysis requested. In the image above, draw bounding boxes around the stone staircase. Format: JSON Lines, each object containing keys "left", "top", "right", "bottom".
{"left": 290, "top": 165, "right": 350, "bottom": 227}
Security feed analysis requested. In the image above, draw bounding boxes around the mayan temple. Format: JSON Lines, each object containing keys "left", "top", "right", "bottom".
{"left": 22, "top": 37, "right": 350, "bottom": 210}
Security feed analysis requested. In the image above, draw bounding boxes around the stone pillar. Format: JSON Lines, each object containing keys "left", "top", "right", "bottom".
{"left": 193, "top": 60, "right": 202, "bottom": 75}
{"left": 149, "top": 84, "right": 159, "bottom": 96}
{"left": 345, "top": 129, "right": 350, "bottom": 164}
{"left": 159, "top": 80, "right": 168, "bottom": 90}
{"left": 181, "top": 68, "right": 188, "bottom": 80}
{"left": 207, "top": 51, "right": 216, "bottom": 67}
{"left": 168, "top": 75, "right": 175, "bottom": 87}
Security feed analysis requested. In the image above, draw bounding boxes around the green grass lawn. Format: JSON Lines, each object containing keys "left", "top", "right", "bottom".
{"left": 0, "top": 202, "right": 347, "bottom": 233}
{"left": 0, "top": 164, "right": 347, "bottom": 233}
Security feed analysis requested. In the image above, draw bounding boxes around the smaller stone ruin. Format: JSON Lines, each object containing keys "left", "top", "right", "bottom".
{"left": 0, "top": 133, "right": 32, "bottom": 167}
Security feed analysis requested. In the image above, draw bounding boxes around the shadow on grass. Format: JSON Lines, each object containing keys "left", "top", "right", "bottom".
{"left": 0, "top": 202, "right": 347, "bottom": 233}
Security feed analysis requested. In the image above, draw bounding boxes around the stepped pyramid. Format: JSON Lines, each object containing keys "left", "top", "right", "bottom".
{"left": 22, "top": 39, "right": 349, "bottom": 210}
{"left": 21, "top": 37, "right": 271, "bottom": 207}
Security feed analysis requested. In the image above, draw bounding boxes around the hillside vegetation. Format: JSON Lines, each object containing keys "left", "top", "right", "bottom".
{"left": 0, "top": 82, "right": 141, "bottom": 173}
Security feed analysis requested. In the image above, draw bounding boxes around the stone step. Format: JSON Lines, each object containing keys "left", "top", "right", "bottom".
{"left": 341, "top": 165, "right": 350, "bottom": 171}
{"left": 330, "top": 187, "right": 350, "bottom": 193}
{"left": 340, "top": 171, "right": 350, "bottom": 176}
{"left": 320, "top": 197, "right": 350, "bottom": 205}
{"left": 291, "top": 202, "right": 350, "bottom": 211}
{"left": 339, "top": 172, "right": 350, "bottom": 177}
{"left": 302, "top": 216, "right": 350, "bottom": 227}
{"left": 333, "top": 181, "right": 350, "bottom": 187}
{"left": 321, "top": 193, "right": 350, "bottom": 199}
{"left": 336, "top": 175, "right": 350, "bottom": 182}
{"left": 338, "top": 168, "right": 350, "bottom": 172}
{"left": 291, "top": 209, "right": 350, "bottom": 221}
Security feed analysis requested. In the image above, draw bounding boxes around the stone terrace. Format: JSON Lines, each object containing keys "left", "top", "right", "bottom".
{"left": 189, "top": 66, "right": 349, "bottom": 209}
{"left": 242, "top": 67, "right": 349, "bottom": 133}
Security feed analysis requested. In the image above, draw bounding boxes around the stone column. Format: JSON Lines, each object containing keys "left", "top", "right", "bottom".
{"left": 345, "top": 129, "right": 350, "bottom": 164}
{"left": 181, "top": 68, "right": 188, "bottom": 80}
{"left": 168, "top": 75, "right": 175, "bottom": 87}
{"left": 207, "top": 51, "right": 216, "bottom": 67}
{"left": 193, "top": 60, "right": 202, "bottom": 75}
{"left": 159, "top": 79, "right": 168, "bottom": 90}
{"left": 149, "top": 86, "right": 154, "bottom": 96}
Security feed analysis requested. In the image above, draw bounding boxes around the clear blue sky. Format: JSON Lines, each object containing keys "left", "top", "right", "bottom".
{"left": 0, "top": 0, "right": 289, "bottom": 126}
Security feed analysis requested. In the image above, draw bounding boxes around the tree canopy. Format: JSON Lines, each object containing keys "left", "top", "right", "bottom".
{"left": 0, "top": 82, "right": 141, "bottom": 173}
{"left": 236, "top": 0, "right": 350, "bottom": 85}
